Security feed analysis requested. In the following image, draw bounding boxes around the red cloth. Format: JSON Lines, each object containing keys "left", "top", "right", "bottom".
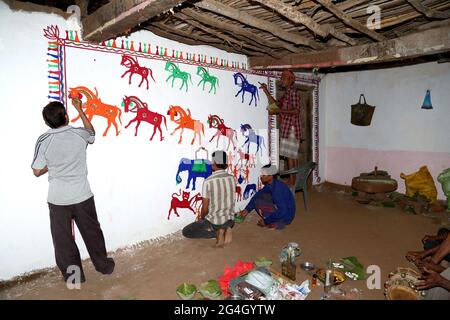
{"left": 279, "top": 86, "right": 301, "bottom": 140}
{"left": 217, "top": 260, "right": 254, "bottom": 296}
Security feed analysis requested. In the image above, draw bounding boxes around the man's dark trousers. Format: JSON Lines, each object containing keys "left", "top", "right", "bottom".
{"left": 48, "top": 197, "right": 114, "bottom": 282}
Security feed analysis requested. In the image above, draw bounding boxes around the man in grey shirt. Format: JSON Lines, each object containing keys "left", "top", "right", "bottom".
{"left": 32, "top": 98, "right": 114, "bottom": 283}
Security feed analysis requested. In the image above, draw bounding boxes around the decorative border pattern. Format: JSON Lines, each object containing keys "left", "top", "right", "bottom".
{"left": 44, "top": 25, "right": 265, "bottom": 103}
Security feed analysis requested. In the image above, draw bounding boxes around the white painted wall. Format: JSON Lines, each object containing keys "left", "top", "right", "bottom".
{"left": 0, "top": 3, "right": 269, "bottom": 280}
{"left": 320, "top": 62, "right": 450, "bottom": 199}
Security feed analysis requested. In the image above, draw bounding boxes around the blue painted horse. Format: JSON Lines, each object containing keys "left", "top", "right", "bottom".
{"left": 240, "top": 124, "right": 266, "bottom": 155}
{"left": 233, "top": 72, "right": 259, "bottom": 106}
{"left": 243, "top": 184, "right": 257, "bottom": 200}
{"left": 175, "top": 158, "right": 212, "bottom": 191}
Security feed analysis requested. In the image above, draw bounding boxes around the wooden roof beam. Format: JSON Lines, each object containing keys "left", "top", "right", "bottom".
{"left": 406, "top": 0, "right": 450, "bottom": 19}
{"left": 152, "top": 21, "right": 222, "bottom": 44}
{"left": 146, "top": 25, "right": 265, "bottom": 56}
{"left": 174, "top": 13, "right": 276, "bottom": 57}
{"left": 252, "top": 0, "right": 357, "bottom": 45}
{"left": 314, "top": 0, "right": 385, "bottom": 42}
{"left": 181, "top": 8, "right": 301, "bottom": 53}
{"left": 249, "top": 24, "right": 450, "bottom": 69}
{"left": 82, "top": 0, "right": 189, "bottom": 42}
{"left": 195, "top": 0, "right": 325, "bottom": 50}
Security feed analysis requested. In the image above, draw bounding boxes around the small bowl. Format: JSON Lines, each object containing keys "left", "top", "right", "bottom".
{"left": 300, "top": 262, "right": 316, "bottom": 271}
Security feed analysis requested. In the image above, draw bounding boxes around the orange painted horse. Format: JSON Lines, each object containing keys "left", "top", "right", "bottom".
{"left": 167, "top": 105, "right": 204, "bottom": 145}
{"left": 68, "top": 86, "right": 122, "bottom": 136}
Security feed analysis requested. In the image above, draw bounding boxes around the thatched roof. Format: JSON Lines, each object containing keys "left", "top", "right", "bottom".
{"left": 9, "top": 0, "right": 450, "bottom": 71}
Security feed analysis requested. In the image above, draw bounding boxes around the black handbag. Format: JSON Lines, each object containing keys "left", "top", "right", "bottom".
{"left": 351, "top": 94, "right": 375, "bottom": 126}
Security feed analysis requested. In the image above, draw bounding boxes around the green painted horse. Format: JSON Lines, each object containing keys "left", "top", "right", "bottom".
{"left": 164, "top": 61, "right": 192, "bottom": 92}
{"left": 196, "top": 67, "right": 219, "bottom": 94}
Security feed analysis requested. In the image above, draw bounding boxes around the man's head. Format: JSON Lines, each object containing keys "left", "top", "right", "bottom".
{"left": 42, "top": 101, "right": 68, "bottom": 129}
{"left": 281, "top": 69, "right": 295, "bottom": 88}
{"left": 260, "top": 164, "right": 278, "bottom": 185}
{"left": 212, "top": 150, "right": 228, "bottom": 171}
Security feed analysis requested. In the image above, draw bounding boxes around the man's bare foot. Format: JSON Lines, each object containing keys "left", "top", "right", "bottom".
{"left": 215, "top": 229, "right": 225, "bottom": 248}
{"left": 224, "top": 227, "right": 232, "bottom": 245}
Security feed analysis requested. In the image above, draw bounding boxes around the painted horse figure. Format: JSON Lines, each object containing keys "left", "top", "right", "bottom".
{"left": 167, "top": 105, "right": 204, "bottom": 145}
{"left": 196, "top": 67, "right": 219, "bottom": 94}
{"left": 243, "top": 184, "right": 257, "bottom": 200}
{"left": 68, "top": 86, "right": 122, "bottom": 136}
{"left": 165, "top": 61, "right": 192, "bottom": 92}
{"left": 207, "top": 114, "right": 237, "bottom": 150}
{"left": 120, "top": 55, "right": 155, "bottom": 90}
{"left": 175, "top": 158, "right": 212, "bottom": 191}
{"left": 236, "top": 148, "right": 256, "bottom": 169}
{"left": 233, "top": 72, "right": 259, "bottom": 106}
{"left": 122, "top": 95, "right": 167, "bottom": 141}
{"left": 240, "top": 124, "right": 265, "bottom": 155}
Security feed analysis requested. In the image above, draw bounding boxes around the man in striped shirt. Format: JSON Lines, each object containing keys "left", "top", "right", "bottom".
{"left": 199, "top": 150, "right": 237, "bottom": 247}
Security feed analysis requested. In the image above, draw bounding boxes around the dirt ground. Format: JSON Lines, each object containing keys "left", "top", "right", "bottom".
{"left": 1, "top": 183, "right": 448, "bottom": 300}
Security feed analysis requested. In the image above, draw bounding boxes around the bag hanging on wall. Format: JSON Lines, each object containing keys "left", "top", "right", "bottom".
{"left": 192, "top": 147, "right": 208, "bottom": 173}
{"left": 351, "top": 94, "right": 375, "bottom": 126}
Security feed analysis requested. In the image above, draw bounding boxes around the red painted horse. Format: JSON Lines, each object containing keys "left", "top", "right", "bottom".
{"left": 236, "top": 185, "right": 242, "bottom": 201}
{"left": 120, "top": 55, "right": 155, "bottom": 90}
{"left": 168, "top": 190, "right": 202, "bottom": 220}
{"left": 207, "top": 114, "right": 237, "bottom": 150}
{"left": 122, "top": 95, "right": 167, "bottom": 141}
{"left": 236, "top": 148, "right": 255, "bottom": 169}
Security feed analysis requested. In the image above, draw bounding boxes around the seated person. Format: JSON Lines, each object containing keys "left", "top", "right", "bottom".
{"left": 182, "top": 150, "right": 236, "bottom": 247}
{"left": 406, "top": 228, "right": 450, "bottom": 263}
{"left": 406, "top": 233, "right": 450, "bottom": 299}
{"left": 239, "top": 164, "right": 295, "bottom": 229}
{"left": 422, "top": 228, "right": 450, "bottom": 258}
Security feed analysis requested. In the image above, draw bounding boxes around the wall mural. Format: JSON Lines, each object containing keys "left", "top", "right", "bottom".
{"left": 196, "top": 67, "right": 219, "bottom": 94}
{"left": 233, "top": 72, "right": 259, "bottom": 106}
{"left": 167, "top": 105, "right": 204, "bottom": 145}
{"left": 240, "top": 124, "right": 266, "bottom": 155}
{"left": 175, "top": 157, "right": 212, "bottom": 191}
{"left": 122, "top": 95, "right": 167, "bottom": 141}
{"left": 168, "top": 189, "right": 202, "bottom": 220}
{"left": 68, "top": 86, "right": 122, "bottom": 136}
{"left": 120, "top": 54, "right": 155, "bottom": 90}
{"left": 43, "top": 25, "right": 276, "bottom": 227}
{"left": 165, "top": 61, "right": 193, "bottom": 92}
{"left": 207, "top": 114, "right": 237, "bottom": 150}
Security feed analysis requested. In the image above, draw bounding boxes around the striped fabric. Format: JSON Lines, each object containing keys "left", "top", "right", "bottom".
{"left": 279, "top": 86, "right": 301, "bottom": 140}
{"left": 279, "top": 126, "right": 300, "bottom": 159}
{"left": 202, "top": 169, "right": 236, "bottom": 226}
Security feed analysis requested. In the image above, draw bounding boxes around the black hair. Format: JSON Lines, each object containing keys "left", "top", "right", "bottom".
{"left": 42, "top": 101, "right": 67, "bottom": 129}
{"left": 212, "top": 150, "right": 228, "bottom": 170}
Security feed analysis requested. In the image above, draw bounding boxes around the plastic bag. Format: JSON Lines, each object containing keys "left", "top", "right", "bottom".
{"left": 400, "top": 166, "right": 437, "bottom": 203}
